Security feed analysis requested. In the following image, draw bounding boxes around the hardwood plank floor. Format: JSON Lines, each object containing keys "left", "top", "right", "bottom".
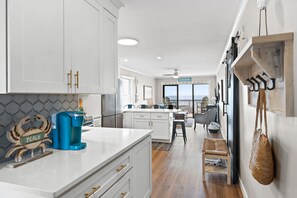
{"left": 151, "top": 125, "right": 243, "bottom": 198}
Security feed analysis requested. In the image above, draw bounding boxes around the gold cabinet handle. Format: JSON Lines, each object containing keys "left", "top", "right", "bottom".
{"left": 116, "top": 164, "right": 127, "bottom": 172}
{"left": 120, "top": 192, "right": 128, "bottom": 198}
{"left": 74, "top": 70, "right": 79, "bottom": 88}
{"left": 67, "top": 70, "right": 72, "bottom": 88}
{"left": 85, "top": 186, "right": 101, "bottom": 198}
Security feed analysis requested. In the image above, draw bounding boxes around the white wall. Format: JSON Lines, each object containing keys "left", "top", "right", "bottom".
{"left": 79, "top": 94, "right": 101, "bottom": 116}
{"left": 120, "top": 67, "right": 156, "bottom": 105}
{"left": 155, "top": 76, "right": 217, "bottom": 104}
{"left": 217, "top": 0, "right": 297, "bottom": 197}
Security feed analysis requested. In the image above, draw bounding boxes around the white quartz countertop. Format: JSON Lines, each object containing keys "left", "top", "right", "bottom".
{"left": 0, "top": 127, "right": 152, "bottom": 197}
{"left": 123, "top": 109, "right": 181, "bottom": 113}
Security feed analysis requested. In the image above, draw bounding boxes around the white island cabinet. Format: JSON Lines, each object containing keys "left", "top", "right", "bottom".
{"left": 0, "top": 128, "right": 152, "bottom": 198}
{"left": 123, "top": 109, "right": 180, "bottom": 143}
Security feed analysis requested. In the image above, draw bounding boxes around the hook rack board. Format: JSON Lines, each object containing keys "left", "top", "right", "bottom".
{"left": 231, "top": 32, "right": 294, "bottom": 116}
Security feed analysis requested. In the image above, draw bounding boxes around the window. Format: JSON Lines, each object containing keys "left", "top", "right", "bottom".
{"left": 193, "top": 84, "right": 210, "bottom": 114}
{"left": 163, "top": 85, "right": 178, "bottom": 107}
{"left": 163, "top": 83, "right": 210, "bottom": 117}
{"left": 120, "top": 76, "right": 135, "bottom": 106}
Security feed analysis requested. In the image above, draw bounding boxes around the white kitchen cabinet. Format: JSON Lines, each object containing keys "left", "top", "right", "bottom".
{"left": 132, "top": 112, "right": 172, "bottom": 143}
{"left": 132, "top": 136, "right": 152, "bottom": 198}
{"left": 7, "top": 0, "right": 67, "bottom": 93}
{"left": 101, "top": 171, "right": 133, "bottom": 198}
{"left": 1, "top": 0, "right": 122, "bottom": 94}
{"left": 123, "top": 112, "right": 133, "bottom": 128}
{"left": 65, "top": 0, "right": 102, "bottom": 94}
{"left": 100, "top": 8, "right": 118, "bottom": 94}
{"left": 151, "top": 119, "right": 170, "bottom": 140}
{"left": 60, "top": 149, "right": 133, "bottom": 198}
{"left": 133, "top": 119, "right": 151, "bottom": 130}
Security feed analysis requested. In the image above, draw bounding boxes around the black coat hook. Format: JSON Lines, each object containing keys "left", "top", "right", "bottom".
{"left": 256, "top": 74, "right": 267, "bottom": 90}
{"left": 250, "top": 77, "right": 260, "bottom": 92}
{"left": 262, "top": 72, "right": 276, "bottom": 90}
{"left": 246, "top": 78, "right": 255, "bottom": 92}
{"left": 267, "top": 78, "right": 276, "bottom": 90}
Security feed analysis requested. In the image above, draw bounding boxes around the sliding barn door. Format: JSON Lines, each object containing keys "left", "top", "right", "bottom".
{"left": 225, "top": 37, "right": 239, "bottom": 184}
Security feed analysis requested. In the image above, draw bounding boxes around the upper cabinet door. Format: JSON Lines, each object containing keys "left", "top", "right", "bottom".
{"left": 7, "top": 0, "right": 67, "bottom": 93}
{"left": 65, "top": 0, "right": 102, "bottom": 94}
{"left": 100, "top": 9, "right": 118, "bottom": 94}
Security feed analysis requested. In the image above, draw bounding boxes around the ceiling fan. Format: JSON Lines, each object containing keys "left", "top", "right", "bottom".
{"left": 163, "top": 69, "right": 180, "bottom": 78}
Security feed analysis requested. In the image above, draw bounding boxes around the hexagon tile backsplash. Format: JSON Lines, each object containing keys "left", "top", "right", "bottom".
{"left": 0, "top": 94, "right": 78, "bottom": 163}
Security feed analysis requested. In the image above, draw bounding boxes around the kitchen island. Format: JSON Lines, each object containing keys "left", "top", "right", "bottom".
{"left": 123, "top": 109, "right": 181, "bottom": 143}
{"left": 0, "top": 128, "right": 152, "bottom": 198}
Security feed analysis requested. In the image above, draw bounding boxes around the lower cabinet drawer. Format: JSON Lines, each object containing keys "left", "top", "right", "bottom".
{"left": 60, "top": 150, "right": 132, "bottom": 198}
{"left": 133, "top": 113, "right": 150, "bottom": 119}
{"left": 100, "top": 170, "right": 133, "bottom": 198}
{"left": 150, "top": 113, "right": 168, "bottom": 120}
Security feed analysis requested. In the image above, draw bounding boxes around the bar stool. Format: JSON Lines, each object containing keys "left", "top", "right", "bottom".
{"left": 172, "top": 113, "right": 187, "bottom": 143}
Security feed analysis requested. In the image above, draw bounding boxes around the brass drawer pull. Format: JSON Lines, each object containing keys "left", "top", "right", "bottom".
{"left": 120, "top": 192, "right": 128, "bottom": 198}
{"left": 74, "top": 70, "right": 79, "bottom": 88}
{"left": 85, "top": 186, "right": 101, "bottom": 198}
{"left": 67, "top": 70, "right": 72, "bottom": 88}
{"left": 116, "top": 164, "right": 127, "bottom": 172}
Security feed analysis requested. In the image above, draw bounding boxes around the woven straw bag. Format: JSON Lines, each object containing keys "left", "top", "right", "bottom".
{"left": 249, "top": 89, "right": 274, "bottom": 185}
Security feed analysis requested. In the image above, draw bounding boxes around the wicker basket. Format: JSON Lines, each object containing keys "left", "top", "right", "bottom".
{"left": 249, "top": 89, "right": 274, "bottom": 185}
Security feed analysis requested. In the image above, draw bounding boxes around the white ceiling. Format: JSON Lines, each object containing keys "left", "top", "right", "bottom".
{"left": 118, "top": 0, "right": 242, "bottom": 78}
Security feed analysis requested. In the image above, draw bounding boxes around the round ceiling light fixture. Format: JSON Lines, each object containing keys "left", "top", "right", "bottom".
{"left": 118, "top": 38, "right": 138, "bottom": 46}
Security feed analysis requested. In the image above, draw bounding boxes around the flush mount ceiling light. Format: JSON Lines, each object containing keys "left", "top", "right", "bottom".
{"left": 118, "top": 38, "right": 138, "bottom": 46}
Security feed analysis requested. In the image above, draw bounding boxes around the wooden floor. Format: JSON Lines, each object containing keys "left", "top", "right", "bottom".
{"left": 151, "top": 125, "right": 243, "bottom": 198}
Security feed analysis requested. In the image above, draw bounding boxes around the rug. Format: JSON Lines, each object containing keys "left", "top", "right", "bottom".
{"left": 152, "top": 142, "right": 172, "bottom": 151}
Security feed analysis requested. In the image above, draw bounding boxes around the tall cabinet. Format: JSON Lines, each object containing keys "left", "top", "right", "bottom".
{"left": 65, "top": 0, "right": 102, "bottom": 93}
{"left": 1, "top": 0, "right": 122, "bottom": 94}
{"left": 101, "top": 8, "right": 118, "bottom": 94}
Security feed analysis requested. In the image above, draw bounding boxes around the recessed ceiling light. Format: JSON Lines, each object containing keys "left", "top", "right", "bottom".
{"left": 156, "top": 56, "right": 162, "bottom": 60}
{"left": 118, "top": 38, "right": 138, "bottom": 46}
{"left": 124, "top": 58, "right": 129, "bottom": 62}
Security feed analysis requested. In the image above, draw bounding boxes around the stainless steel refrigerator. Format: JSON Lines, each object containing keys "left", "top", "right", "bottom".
{"left": 101, "top": 80, "right": 123, "bottom": 128}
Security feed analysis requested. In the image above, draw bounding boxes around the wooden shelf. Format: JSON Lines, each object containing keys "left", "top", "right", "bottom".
{"left": 205, "top": 165, "right": 228, "bottom": 175}
{"left": 231, "top": 32, "right": 294, "bottom": 116}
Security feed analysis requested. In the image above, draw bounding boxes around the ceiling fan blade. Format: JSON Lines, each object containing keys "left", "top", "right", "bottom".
{"left": 163, "top": 74, "right": 173, "bottom": 76}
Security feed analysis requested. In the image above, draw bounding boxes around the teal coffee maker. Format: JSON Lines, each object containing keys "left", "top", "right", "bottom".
{"left": 51, "top": 111, "right": 86, "bottom": 150}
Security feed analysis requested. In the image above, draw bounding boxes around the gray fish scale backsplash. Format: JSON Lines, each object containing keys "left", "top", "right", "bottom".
{"left": 0, "top": 94, "right": 78, "bottom": 163}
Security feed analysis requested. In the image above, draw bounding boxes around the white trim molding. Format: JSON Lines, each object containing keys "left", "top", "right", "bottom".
{"left": 239, "top": 175, "right": 248, "bottom": 198}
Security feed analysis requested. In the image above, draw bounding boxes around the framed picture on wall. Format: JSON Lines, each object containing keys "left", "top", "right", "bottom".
{"left": 221, "top": 79, "right": 224, "bottom": 103}
{"left": 143, "top": 85, "right": 152, "bottom": 100}
{"left": 224, "top": 66, "right": 229, "bottom": 103}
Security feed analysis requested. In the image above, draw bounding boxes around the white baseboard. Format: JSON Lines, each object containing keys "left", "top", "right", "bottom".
{"left": 238, "top": 175, "right": 248, "bottom": 198}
